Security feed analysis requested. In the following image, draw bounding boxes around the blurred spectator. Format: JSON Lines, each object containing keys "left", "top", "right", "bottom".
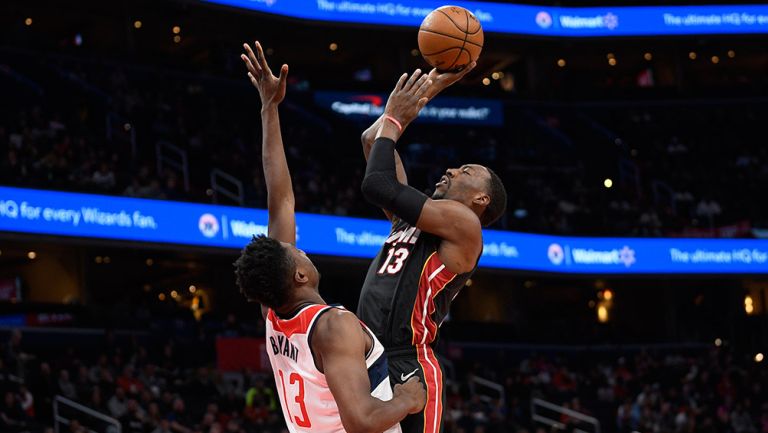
{"left": 0, "top": 390, "right": 27, "bottom": 431}
{"left": 119, "top": 399, "right": 148, "bottom": 433}
{"left": 57, "top": 370, "right": 77, "bottom": 401}
{"left": 92, "top": 162, "right": 116, "bottom": 190}
{"left": 109, "top": 387, "right": 128, "bottom": 418}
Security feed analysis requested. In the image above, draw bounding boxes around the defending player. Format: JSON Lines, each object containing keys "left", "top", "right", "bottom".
{"left": 234, "top": 41, "right": 425, "bottom": 433}
{"left": 357, "top": 67, "right": 507, "bottom": 433}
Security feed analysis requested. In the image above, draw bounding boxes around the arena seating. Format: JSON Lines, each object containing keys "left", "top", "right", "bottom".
{"left": 2, "top": 50, "right": 766, "bottom": 237}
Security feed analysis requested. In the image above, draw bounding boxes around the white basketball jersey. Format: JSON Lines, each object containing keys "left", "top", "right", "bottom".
{"left": 265, "top": 304, "right": 402, "bottom": 433}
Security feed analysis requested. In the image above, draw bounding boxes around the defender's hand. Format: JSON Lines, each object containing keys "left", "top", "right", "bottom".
{"left": 424, "top": 61, "right": 476, "bottom": 101}
{"left": 241, "top": 41, "right": 288, "bottom": 108}
{"left": 393, "top": 376, "right": 427, "bottom": 414}
{"left": 384, "top": 69, "right": 432, "bottom": 126}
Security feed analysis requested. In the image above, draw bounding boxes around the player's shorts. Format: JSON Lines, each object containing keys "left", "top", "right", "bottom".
{"left": 386, "top": 345, "right": 446, "bottom": 433}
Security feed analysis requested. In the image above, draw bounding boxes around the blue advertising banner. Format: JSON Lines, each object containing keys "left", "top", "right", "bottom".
{"left": 1, "top": 187, "right": 767, "bottom": 274}
{"left": 314, "top": 91, "right": 503, "bottom": 126}
{"left": 202, "top": 0, "right": 768, "bottom": 37}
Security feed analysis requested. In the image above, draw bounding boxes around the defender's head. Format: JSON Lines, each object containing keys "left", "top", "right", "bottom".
{"left": 433, "top": 164, "right": 507, "bottom": 227}
{"left": 233, "top": 235, "right": 320, "bottom": 309}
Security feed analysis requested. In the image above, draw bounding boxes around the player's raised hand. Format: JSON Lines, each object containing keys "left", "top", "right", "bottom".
{"left": 393, "top": 376, "right": 427, "bottom": 414}
{"left": 241, "top": 41, "right": 288, "bottom": 108}
{"left": 424, "top": 61, "right": 476, "bottom": 101}
{"left": 384, "top": 69, "right": 432, "bottom": 126}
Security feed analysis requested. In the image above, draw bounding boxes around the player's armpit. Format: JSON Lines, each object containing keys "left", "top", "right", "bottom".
{"left": 415, "top": 198, "right": 483, "bottom": 274}
{"left": 313, "top": 310, "right": 418, "bottom": 433}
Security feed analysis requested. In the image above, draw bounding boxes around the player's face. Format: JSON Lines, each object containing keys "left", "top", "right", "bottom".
{"left": 281, "top": 242, "right": 321, "bottom": 287}
{"left": 433, "top": 164, "right": 490, "bottom": 202}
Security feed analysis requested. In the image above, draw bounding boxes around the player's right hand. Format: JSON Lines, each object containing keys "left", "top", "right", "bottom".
{"left": 384, "top": 69, "right": 432, "bottom": 127}
{"left": 425, "top": 61, "right": 476, "bottom": 101}
{"left": 241, "top": 41, "right": 288, "bottom": 108}
{"left": 394, "top": 376, "right": 427, "bottom": 414}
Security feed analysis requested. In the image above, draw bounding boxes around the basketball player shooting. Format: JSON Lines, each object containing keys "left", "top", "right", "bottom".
{"left": 233, "top": 41, "right": 426, "bottom": 433}
{"left": 357, "top": 68, "right": 508, "bottom": 433}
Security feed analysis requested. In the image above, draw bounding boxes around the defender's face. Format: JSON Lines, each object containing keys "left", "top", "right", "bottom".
{"left": 280, "top": 242, "right": 320, "bottom": 285}
{"left": 433, "top": 164, "right": 490, "bottom": 201}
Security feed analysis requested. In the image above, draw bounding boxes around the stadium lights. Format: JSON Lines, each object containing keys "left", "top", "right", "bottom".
{"left": 27, "top": 251, "right": 37, "bottom": 260}
{"left": 756, "top": 353, "right": 764, "bottom": 363}
{"left": 492, "top": 72, "right": 500, "bottom": 80}
{"left": 158, "top": 293, "right": 166, "bottom": 301}
{"left": 329, "top": 42, "right": 338, "bottom": 51}
{"left": 95, "top": 256, "right": 103, "bottom": 264}
{"left": 189, "top": 285, "right": 197, "bottom": 293}
{"left": 134, "top": 20, "right": 142, "bottom": 29}
{"left": 711, "top": 56, "right": 720, "bottom": 64}
{"left": 606, "top": 53, "right": 615, "bottom": 59}
{"left": 689, "top": 51, "right": 697, "bottom": 60}
{"left": 604, "top": 178, "right": 613, "bottom": 188}
{"left": 597, "top": 305, "right": 609, "bottom": 323}
{"left": 603, "top": 289, "right": 613, "bottom": 301}
{"left": 173, "top": 35, "right": 181, "bottom": 44}
{"left": 714, "top": 338, "right": 723, "bottom": 347}
{"left": 24, "top": 18, "right": 32, "bottom": 26}
{"left": 146, "top": 258, "right": 154, "bottom": 266}
{"left": 745, "top": 295, "right": 755, "bottom": 315}
{"left": 482, "top": 77, "right": 491, "bottom": 86}
{"left": 103, "top": 256, "right": 111, "bottom": 264}
{"left": 172, "top": 25, "right": 181, "bottom": 34}
{"left": 608, "top": 58, "right": 617, "bottom": 66}
{"left": 727, "top": 50, "right": 736, "bottom": 58}
{"left": 171, "top": 290, "right": 179, "bottom": 298}
{"left": 644, "top": 52, "right": 653, "bottom": 61}
{"left": 557, "top": 59, "right": 566, "bottom": 67}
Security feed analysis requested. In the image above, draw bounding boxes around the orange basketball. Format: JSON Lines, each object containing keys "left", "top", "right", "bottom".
{"left": 418, "top": 5, "right": 484, "bottom": 72}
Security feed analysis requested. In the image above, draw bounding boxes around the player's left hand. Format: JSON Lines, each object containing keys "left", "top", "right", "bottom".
{"left": 241, "top": 41, "right": 288, "bottom": 108}
{"left": 424, "top": 61, "right": 476, "bottom": 101}
{"left": 384, "top": 69, "right": 432, "bottom": 126}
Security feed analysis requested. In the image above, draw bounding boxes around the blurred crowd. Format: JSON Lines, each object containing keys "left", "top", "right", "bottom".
{"left": 3, "top": 323, "right": 766, "bottom": 433}
{"left": 445, "top": 347, "right": 767, "bottom": 433}
{"left": 2, "top": 52, "right": 767, "bottom": 236}
{"left": 0, "top": 326, "right": 285, "bottom": 433}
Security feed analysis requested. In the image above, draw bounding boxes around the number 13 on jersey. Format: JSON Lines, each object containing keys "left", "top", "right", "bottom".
{"left": 378, "top": 247, "right": 409, "bottom": 275}
{"left": 278, "top": 370, "right": 311, "bottom": 428}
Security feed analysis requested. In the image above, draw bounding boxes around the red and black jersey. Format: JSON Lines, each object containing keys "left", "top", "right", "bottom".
{"left": 357, "top": 218, "right": 477, "bottom": 349}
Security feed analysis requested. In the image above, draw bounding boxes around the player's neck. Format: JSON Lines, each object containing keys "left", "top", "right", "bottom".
{"left": 275, "top": 290, "right": 325, "bottom": 316}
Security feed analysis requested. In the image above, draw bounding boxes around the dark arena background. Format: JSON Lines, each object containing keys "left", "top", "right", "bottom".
{"left": 1, "top": 0, "right": 768, "bottom": 432}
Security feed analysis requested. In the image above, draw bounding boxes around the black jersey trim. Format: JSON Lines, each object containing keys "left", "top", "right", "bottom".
{"left": 306, "top": 306, "right": 336, "bottom": 373}
{"left": 274, "top": 302, "right": 317, "bottom": 320}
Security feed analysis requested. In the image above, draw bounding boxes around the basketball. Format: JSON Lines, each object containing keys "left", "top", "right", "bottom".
{"left": 418, "top": 5, "right": 484, "bottom": 72}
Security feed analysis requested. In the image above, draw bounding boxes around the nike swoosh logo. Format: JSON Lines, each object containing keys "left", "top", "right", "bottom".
{"left": 400, "top": 368, "right": 419, "bottom": 382}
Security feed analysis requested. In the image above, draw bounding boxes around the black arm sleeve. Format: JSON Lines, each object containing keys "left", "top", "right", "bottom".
{"left": 361, "top": 137, "right": 428, "bottom": 226}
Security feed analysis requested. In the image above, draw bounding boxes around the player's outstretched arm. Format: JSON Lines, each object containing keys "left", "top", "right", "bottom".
{"left": 241, "top": 41, "right": 295, "bottom": 244}
{"left": 361, "top": 70, "right": 482, "bottom": 274}
{"left": 313, "top": 310, "right": 426, "bottom": 433}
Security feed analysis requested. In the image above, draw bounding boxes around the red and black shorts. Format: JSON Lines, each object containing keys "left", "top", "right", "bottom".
{"left": 387, "top": 346, "right": 446, "bottom": 433}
